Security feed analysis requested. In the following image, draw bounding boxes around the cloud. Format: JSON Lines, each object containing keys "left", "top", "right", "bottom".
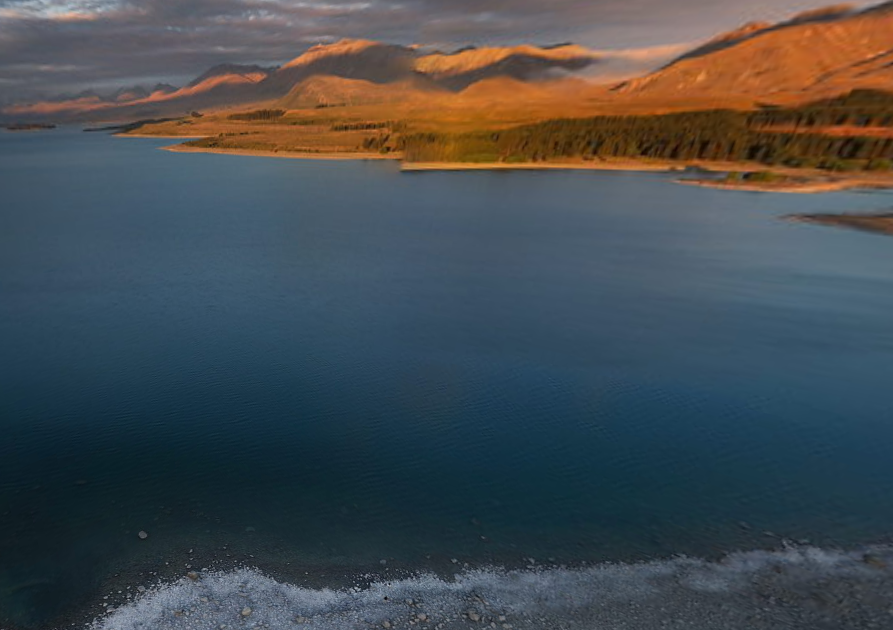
{"left": 0, "top": 0, "right": 881, "bottom": 101}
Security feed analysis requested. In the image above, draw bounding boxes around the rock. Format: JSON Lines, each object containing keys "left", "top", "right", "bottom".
{"left": 137, "top": 586, "right": 146, "bottom": 593}
{"left": 295, "top": 616, "right": 307, "bottom": 623}
{"left": 382, "top": 622, "right": 391, "bottom": 629}
{"left": 467, "top": 612, "right": 481, "bottom": 622}
{"left": 380, "top": 559, "right": 387, "bottom": 565}
{"left": 187, "top": 571, "right": 199, "bottom": 581}
{"left": 417, "top": 613, "right": 428, "bottom": 622}
{"left": 863, "top": 554, "right": 887, "bottom": 569}
{"left": 138, "top": 531, "right": 148, "bottom": 540}
{"left": 241, "top": 607, "right": 252, "bottom": 617}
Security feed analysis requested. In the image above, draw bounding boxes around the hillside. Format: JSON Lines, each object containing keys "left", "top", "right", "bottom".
{"left": 2, "top": 40, "right": 604, "bottom": 121}
{"left": 275, "top": 76, "right": 443, "bottom": 110}
{"left": 615, "top": 2, "right": 893, "bottom": 101}
{"left": 413, "top": 44, "right": 597, "bottom": 89}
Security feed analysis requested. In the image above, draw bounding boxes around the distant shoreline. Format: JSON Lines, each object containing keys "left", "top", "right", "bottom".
{"left": 161, "top": 143, "right": 400, "bottom": 161}
{"left": 118, "top": 134, "right": 893, "bottom": 193}
{"left": 676, "top": 179, "right": 858, "bottom": 194}
{"left": 120, "top": 133, "right": 208, "bottom": 139}
{"left": 400, "top": 160, "right": 679, "bottom": 173}
{"left": 789, "top": 212, "right": 893, "bottom": 236}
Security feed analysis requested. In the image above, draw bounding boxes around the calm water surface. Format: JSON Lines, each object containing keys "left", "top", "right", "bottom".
{"left": 1, "top": 129, "right": 893, "bottom": 627}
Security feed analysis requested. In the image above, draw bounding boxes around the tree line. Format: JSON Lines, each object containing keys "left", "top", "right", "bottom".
{"left": 398, "top": 90, "right": 893, "bottom": 171}
{"left": 227, "top": 109, "right": 286, "bottom": 121}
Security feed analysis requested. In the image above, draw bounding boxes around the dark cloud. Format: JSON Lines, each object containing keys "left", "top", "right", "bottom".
{"left": 0, "top": 0, "right": 878, "bottom": 101}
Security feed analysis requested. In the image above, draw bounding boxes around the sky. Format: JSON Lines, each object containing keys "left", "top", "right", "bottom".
{"left": 0, "top": 0, "right": 879, "bottom": 101}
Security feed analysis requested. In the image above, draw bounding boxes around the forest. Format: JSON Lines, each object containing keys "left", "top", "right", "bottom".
{"left": 398, "top": 90, "right": 893, "bottom": 171}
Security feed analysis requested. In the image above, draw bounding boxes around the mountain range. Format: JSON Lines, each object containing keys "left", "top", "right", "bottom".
{"left": 2, "top": 41, "right": 599, "bottom": 120}
{"left": 5, "top": 1, "right": 893, "bottom": 122}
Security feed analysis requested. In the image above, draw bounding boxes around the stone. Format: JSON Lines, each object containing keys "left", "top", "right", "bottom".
{"left": 382, "top": 622, "right": 391, "bottom": 629}
{"left": 187, "top": 571, "right": 199, "bottom": 581}
{"left": 295, "top": 616, "right": 307, "bottom": 623}
{"left": 864, "top": 554, "right": 887, "bottom": 569}
{"left": 138, "top": 531, "right": 148, "bottom": 540}
{"left": 467, "top": 612, "right": 481, "bottom": 622}
{"left": 241, "top": 607, "right": 252, "bottom": 617}
{"left": 417, "top": 613, "right": 428, "bottom": 622}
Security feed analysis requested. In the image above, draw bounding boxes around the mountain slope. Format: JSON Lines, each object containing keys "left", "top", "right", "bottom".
{"left": 275, "top": 75, "right": 442, "bottom": 109}
{"left": 615, "top": 2, "right": 893, "bottom": 99}
{"left": 413, "top": 44, "right": 597, "bottom": 89}
{"left": 4, "top": 65, "right": 273, "bottom": 118}
{"left": 2, "top": 39, "right": 603, "bottom": 120}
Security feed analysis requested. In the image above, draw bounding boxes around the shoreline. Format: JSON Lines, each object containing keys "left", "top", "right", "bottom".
{"left": 675, "top": 178, "right": 864, "bottom": 194}
{"left": 119, "top": 134, "right": 893, "bottom": 193}
{"left": 36, "top": 525, "right": 893, "bottom": 630}
{"left": 117, "top": 132, "right": 209, "bottom": 139}
{"left": 161, "top": 143, "right": 401, "bottom": 161}
{"left": 61, "top": 543, "right": 893, "bottom": 630}
{"left": 400, "top": 160, "right": 680, "bottom": 173}
{"left": 788, "top": 212, "right": 893, "bottom": 236}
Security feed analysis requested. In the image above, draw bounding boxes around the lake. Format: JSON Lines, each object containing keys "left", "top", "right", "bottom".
{"left": 1, "top": 129, "right": 893, "bottom": 629}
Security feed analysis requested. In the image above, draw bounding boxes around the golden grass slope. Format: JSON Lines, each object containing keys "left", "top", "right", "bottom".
{"left": 616, "top": 2, "right": 893, "bottom": 100}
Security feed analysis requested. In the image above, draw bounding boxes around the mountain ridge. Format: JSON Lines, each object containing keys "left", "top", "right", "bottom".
{"left": 615, "top": 2, "right": 893, "bottom": 99}
{"left": 5, "top": 2, "right": 893, "bottom": 122}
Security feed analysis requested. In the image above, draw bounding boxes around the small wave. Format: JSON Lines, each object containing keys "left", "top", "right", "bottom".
{"left": 92, "top": 546, "right": 892, "bottom": 629}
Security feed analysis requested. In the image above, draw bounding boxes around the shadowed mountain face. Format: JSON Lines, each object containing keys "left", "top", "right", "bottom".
{"left": 412, "top": 44, "right": 598, "bottom": 89}
{"left": 615, "top": 2, "right": 893, "bottom": 99}
{"left": 2, "top": 40, "right": 599, "bottom": 121}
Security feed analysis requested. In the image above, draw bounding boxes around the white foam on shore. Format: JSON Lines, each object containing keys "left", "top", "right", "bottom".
{"left": 91, "top": 546, "right": 892, "bottom": 630}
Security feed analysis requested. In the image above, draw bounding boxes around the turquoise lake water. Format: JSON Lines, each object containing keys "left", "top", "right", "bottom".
{"left": 1, "top": 129, "right": 893, "bottom": 628}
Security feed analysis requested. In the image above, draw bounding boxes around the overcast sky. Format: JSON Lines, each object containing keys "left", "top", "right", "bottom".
{"left": 0, "top": 0, "right": 879, "bottom": 100}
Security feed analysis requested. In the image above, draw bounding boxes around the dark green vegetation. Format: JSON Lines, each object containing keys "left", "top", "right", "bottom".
{"left": 227, "top": 109, "right": 286, "bottom": 121}
{"left": 723, "top": 171, "right": 788, "bottom": 184}
{"left": 751, "top": 90, "right": 893, "bottom": 128}
{"left": 399, "top": 90, "right": 893, "bottom": 169}
{"left": 331, "top": 121, "right": 392, "bottom": 132}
